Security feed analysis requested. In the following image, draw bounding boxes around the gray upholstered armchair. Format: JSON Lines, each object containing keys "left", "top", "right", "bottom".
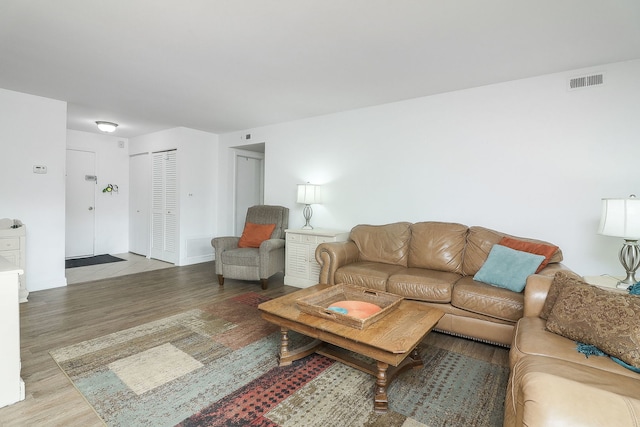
{"left": 212, "top": 205, "right": 289, "bottom": 290}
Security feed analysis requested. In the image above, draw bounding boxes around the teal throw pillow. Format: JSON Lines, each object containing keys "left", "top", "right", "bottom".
{"left": 473, "top": 244, "right": 545, "bottom": 292}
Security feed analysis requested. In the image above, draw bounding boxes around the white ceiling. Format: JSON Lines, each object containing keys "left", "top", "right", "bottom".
{"left": 1, "top": 1, "right": 639, "bottom": 138}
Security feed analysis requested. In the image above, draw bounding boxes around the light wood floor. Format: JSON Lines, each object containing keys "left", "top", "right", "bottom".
{"left": 64, "top": 253, "right": 174, "bottom": 285}
{"left": 0, "top": 262, "right": 508, "bottom": 426}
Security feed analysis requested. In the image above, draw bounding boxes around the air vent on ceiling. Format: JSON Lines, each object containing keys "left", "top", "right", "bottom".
{"left": 568, "top": 73, "right": 604, "bottom": 91}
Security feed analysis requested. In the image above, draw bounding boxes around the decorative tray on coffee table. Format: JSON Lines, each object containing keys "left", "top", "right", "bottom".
{"left": 296, "top": 284, "right": 403, "bottom": 329}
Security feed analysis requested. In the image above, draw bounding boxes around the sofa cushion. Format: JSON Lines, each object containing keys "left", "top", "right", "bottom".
{"left": 462, "top": 226, "right": 563, "bottom": 276}
{"left": 473, "top": 244, "right": 545, "bottom": 292}
{"left": 387, "top": 268, "right": 460, "bottom": 303}
{"left": 350, "top": 222, "right": 411, "bottom": 267}
{"left": 335, "top": 261, "right": 405, "bottom": 291}
{"left": 408, "top": 222, "right": 467, "bottom": 274}
{"left": 510, "top": 317, "right": 638, "bottom": 378}
{"left": 498, "top": 236, "right": 559, "bottom": 272}
{"left": 546, "top": 284, "right": 640, "bottom": 369}
{"left": 452, "top": 276, "right": 524, "bottom": 322}
{"left": 220, "top": 248, "right": 260, "bottom": 267}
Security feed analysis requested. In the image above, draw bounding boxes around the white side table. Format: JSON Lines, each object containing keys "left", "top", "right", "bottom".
{"left": 285, "top": 228, "right": 349, "bottom": 288}
{"left": 583, "top": 275, "right": 627, "bottom": 292}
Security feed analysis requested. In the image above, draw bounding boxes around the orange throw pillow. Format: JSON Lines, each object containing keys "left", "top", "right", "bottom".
{"left": 498, "top": 236, "right": 558, "bottom": 273}
{"left": 238, "top": 222, "right": 276, "bottom": 248}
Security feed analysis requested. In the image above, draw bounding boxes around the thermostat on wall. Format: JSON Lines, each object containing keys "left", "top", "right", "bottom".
{"left": 33, "top": 165, "right": 47, "bottom": 174}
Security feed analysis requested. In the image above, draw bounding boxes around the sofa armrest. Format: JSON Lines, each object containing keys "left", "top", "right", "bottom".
{"left": 523, "top": 263, "right": 578, "bottom": 317}
{"left": 259, "top": 238, "right": 285, "bottom": 278}
{"left": 315, "top": 241, "right": 360, "bottom": 285}
{"left": 212, "top": 236, "right": 240, "bottom": 251}
{"left": 523, "top": 274, "right": 554, "bottom": 317}
{"left": 259, "top": 238, "right": 285, "bottom": 252}
{"left": 212, "top": 236, "right": 240, "bottom": 271}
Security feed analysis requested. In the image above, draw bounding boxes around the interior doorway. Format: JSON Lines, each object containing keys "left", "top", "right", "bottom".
{"left": 233, "top": 146, "right": 265, "bottom": 236}
{"left": 65, "top": 149, "right": 96, "bottom": 258}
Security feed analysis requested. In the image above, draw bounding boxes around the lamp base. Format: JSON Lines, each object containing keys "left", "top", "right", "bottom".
{"left": 617, "top": 280, "right": 634, "bottom": 290}
{"left": 617, "top": 240, "right": 640, "bottom": 290}
{"left": 302, "top": 204, "right": 313, "bottom": 230}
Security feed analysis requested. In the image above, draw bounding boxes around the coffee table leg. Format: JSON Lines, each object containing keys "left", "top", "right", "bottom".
{"left": 410, "top": 347, "right": 422, "bottom": 366}
{"left": 276, "top": 327, "right": 324, "bottom": 366}
{"left": 278, "top": 327, "right": 291, "bottom": 365}
{"left": 374, "top": 361, "right": 389, "bottom": 412}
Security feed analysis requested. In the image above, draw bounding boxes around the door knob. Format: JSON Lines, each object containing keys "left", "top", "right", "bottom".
{"left": 88, "top": 206, "right": 94, "bottom": 211}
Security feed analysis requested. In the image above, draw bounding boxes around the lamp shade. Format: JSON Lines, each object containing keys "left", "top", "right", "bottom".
{"left": 598, "top": 196, "right": 640, "bottom": 239}
{"left": 297, "top": 184, "right": 321, "bottom": 205}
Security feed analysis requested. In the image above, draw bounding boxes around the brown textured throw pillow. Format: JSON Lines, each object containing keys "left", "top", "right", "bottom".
{"left": 539, "top": 271, "right": 590, "bottom": 320}
{"left": 546, "top": 284, "right": 640, "bottom": 369}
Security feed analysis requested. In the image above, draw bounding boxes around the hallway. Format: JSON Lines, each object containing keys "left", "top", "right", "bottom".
{"left": 65, "top": 253, "right": 174, "bottom": 285}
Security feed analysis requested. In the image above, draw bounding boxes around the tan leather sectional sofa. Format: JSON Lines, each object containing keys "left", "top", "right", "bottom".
{"left": 315, "top": 221, "right": 568, "bottom": 347}
{"left": 505, "top": 273, "right": 640, "bottom": 426}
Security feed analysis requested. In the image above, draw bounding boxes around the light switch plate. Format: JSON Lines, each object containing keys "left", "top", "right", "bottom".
{"left": 33, "top": 165, "right": 47, "bottom": 174}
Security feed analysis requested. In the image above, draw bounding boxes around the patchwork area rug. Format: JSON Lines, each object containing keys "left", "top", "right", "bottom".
{"left": 50, "top": 293, "right": 509, "bottom": 426}
{"left": 65, "top": 254, "right": 125, "bottom": 269}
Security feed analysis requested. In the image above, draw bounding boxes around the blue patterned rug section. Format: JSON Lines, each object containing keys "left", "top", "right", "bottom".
{"left": 390, "top": 347, "right": 508, "bottom": 426}
{"left": 50, "top": 293, "right": 509, "bottom": 427}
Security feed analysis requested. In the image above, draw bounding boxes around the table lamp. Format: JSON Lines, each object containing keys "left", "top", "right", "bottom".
{"left": 297, "top": 184, "right": 321, "bottom": 229}
{"left": 598, "top": 194, "right": 640, "bottom": 289}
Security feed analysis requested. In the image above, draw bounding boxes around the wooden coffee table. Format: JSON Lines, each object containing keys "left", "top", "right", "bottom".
{"left": 258, "top": 284, "right": 444, "bottom": 412}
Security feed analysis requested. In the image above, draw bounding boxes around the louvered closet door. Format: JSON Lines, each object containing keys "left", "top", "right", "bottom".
{"left": 150, "top": 150, "right": 178, "bottom": 263}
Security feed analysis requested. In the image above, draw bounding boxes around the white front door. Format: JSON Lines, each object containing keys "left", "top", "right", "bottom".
{"left": 65, "top": 149, "right": 96, "bottom": 258}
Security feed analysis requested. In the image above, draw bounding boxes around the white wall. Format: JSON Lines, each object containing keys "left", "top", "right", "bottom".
{"left": 130, "top": 127, "right": 218, "bottom": 265}
{"left": 66, "top": 130, "right": 130, "bottom": 255}
{"left": 219, "top": 59, "right": 640, "bottom": 276}
{"left": 0, "top": 88, "right": 67, "bottom": 292}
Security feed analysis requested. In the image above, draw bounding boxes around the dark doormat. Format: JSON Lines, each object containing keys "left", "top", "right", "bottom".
{"left": 65, "top": 254, "right": 126, "bottom": 269}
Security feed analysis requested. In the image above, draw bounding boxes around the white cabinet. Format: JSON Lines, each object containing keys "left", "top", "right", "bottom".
{"left": 0, "top": 220, "right": 27, "bottom": 303}
{"left": 285, "top": 229, "right": 349, "bottom": 288}
{"left": 0, "top": 257, "right": 25, "bottom": 408}
{"left": 583, "top": 275, "right": 625, "bottom": 290}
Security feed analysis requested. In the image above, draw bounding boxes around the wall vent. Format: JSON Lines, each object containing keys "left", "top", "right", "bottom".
{"left": 568, "top": 73, "right": 604, "bottom": 91}
{"left": 186, "top": 237, "right": 214, "bottom": 258}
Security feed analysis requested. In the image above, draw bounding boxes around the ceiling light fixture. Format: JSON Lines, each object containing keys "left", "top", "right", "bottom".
{"left": 95, "top": 121, "right": 118, "bottom": 133}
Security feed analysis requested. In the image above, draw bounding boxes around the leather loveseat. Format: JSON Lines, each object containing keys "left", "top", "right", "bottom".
{"left": 504, "top": 272, "right": 640, "bottom": 426}
{"left": 315, "top": 221, "right": 569, "bottom": 346}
